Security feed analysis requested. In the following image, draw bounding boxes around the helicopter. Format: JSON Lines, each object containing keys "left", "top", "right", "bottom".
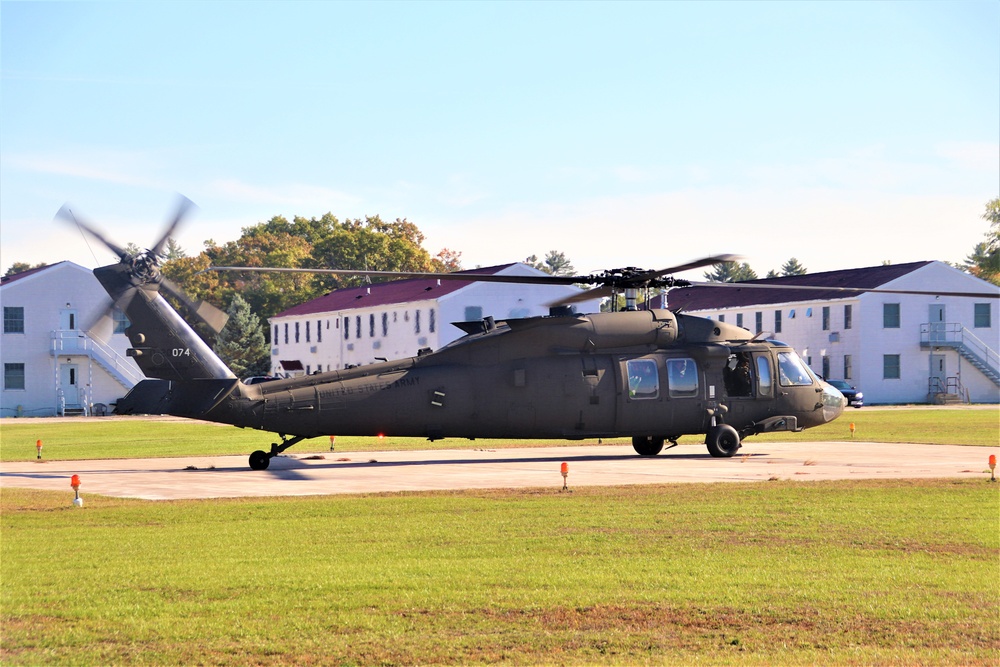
{"left": 60, "top": 201, "right": 998, "bottom": 471}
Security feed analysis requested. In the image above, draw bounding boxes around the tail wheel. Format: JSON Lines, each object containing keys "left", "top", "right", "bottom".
{"left": 632, "top": 435, "right": 664, "bottom": 457}
{"left": 706, "top": 424, "right": 741, "bottom": 458}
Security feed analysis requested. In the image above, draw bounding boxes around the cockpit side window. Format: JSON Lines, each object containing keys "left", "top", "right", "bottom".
{"left": 667, "top": 357, "right": 699, "bottom": 397}
{"left": 777, "top": 351, "right": 813, "bottom": 387}
{"left": 626, "top": 359, "right": 659, "bottom": 399}
{"left": 756, "top": 355, "right": 773, "bottom": 396}
{"left": 724, "top": 352, "right": 753, "bottom": 397}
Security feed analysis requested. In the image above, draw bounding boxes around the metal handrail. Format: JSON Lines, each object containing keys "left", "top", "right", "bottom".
{"left": 920, "top": 322, "right": 999, "bottom": 375}
{"left": 50, "top": 330, "right": 144, "bottom": 386}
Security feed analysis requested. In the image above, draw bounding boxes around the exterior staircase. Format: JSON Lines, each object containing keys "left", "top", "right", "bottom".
{"left": 51, "top": 330, "right": 144, "bottom": 415}
{"left": 920, "top": 323, "right": 1000, "bottom": 387}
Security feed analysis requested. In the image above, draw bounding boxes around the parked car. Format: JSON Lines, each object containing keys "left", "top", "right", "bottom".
{"left": 827, "top": 379, "right": 864, "bottom": 408}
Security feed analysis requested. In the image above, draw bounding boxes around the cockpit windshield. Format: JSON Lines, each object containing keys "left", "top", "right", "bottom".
{"left": 777, "top": 351, "right": 814, "bottom": 387}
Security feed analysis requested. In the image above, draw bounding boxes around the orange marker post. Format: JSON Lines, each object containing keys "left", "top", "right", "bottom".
{"left": 849, "top": 423, "right": 856, "bottom": 439}
{"left": 36, "top": 439, "right": 42, "bottom": 460}
{"left": 560, "top": 462, "right": 569, "bottom": 492}
{"left": 70, "top": 474, "right": 83, "bottom": 507}
{"left": 329, "top": 435, "right": 336, "bottom": 452}
{"left": 989, "top": 455, "right": 996, "bottom": 483}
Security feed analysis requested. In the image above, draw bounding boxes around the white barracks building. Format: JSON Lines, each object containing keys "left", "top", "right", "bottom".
{"left": 267, "top": 263, "right": 601, "bottom": 376}
{"left": 663, "top": 261, "right": 999, "bottom": 405}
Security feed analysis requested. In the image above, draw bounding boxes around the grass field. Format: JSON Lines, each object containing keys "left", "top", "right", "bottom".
{"left": 2, "top": 479, "right": 998, "bottom": 666}
{"left": 1, "top": 406, "right": 998, "bottom": 463}
{"left": 1, "top": 408, "right": 998, "bottom": 665}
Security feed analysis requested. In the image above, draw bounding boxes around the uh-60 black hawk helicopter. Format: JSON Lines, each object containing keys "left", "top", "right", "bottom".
{"left": 61, "top": 201, "right": 998, "bottom": 471}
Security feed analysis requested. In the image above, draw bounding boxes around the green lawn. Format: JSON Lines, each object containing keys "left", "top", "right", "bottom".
{"left": 2, "top": 479, "right": 998, "bottom": 665}
{"left": 1, "top": 406, "right": 997, "bottom": 463}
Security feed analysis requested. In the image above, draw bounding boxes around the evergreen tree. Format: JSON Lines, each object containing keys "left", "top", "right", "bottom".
{"left": 779, "top": 257, "right": 808, "bottom": 276}
{"left": 703, "top": 262, "right": 758, "bottom": 282}
{"left": 214, "top": 294, "right": 270, "bottom": 378}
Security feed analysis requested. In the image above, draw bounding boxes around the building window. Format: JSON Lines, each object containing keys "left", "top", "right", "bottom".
{"left": 822, "top": 306, "right": 830, "bottom": 331}
{"left": 355, "top": 316, "right": 361, "bottom": 339}
{"left": 113, "top": 309, "right": 130, "bottom": 334}
{"left": 736, "top": 313, "right": 744, "bottom": 328}
{"left": 974, "top": 303, "right": 991, "bottom": 328}
{"left": 4, "top": 362, "right": 25, "bottom": 390}
{"left": 754, "top": 312, "right": 762, "bottom": 334}
{"left": 305, "top": 320, "right": 310, "bottom": 343}
{"left": 883, "top": 303, "right": 900, "bottom": 329}
{"left": 295, "top": 321, "right": 300, "bottom": 343}
{"left": 414, "top": 309, "right": 421, "bottom": 334}
{"left": 429, "top": 308, "right": 436, "bottom": 333}
{"left": 883, "top": 354, "right": 901, "bottom": 379}
{"left": 844, "top": 354, "right": 852, "bottom": 380}
{"left": 284, "top": 323, "right": 289, "bottom": 345}
{"left": 3, "top": 306, "right": 24, "bottom": 334}
{"left": 369, "top": 314, "right": 376, "bottom": 338}
{"left": 274, "top": 324, "right": 279, "bottom": 342}
{"left": 382, "top": 312, "right": 389, "bottom": 337}
{"left": 465, "top": 306, "right": 483, "bottom": 321}
{"left": 822, "top": 356, "right": 830, "bottom": 380}
{"left": 317, "top": 320, "right": 322, "bottom": 343}
{"left": 844, "top": 304, "right": 853, "bottom": 330}
{"left": 774, "top": 310, "right": 782, "bottom": 334}
{"left": 718, "top": 314, "right": 725, "bottom": 323}
{"left": 344, "top": 317, "right": 350, "bottom": 340}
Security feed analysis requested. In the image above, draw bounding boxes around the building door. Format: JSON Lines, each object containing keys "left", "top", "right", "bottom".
{"left": 59, "top": 363, "right": 81, "bottom": 408}
{"left": 929, "top": 354, "right": 947, "bottom": 394}
{"left": 59, "top": 309, "right": 78, "bottom": 330}
{"left": 928, "top": 304, "right": 946, "bottom": 343}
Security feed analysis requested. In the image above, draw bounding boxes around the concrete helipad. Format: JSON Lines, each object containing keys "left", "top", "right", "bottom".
{"left": 2, "top": 441, "right": 996, "bottom": 500}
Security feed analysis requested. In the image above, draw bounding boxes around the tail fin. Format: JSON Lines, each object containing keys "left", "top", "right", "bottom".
{"left": 95, "top": 263, "right": 235, "bottom": 382}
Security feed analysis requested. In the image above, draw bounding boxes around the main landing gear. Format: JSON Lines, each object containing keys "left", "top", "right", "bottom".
{"left": 248, "top": 434, "right": 308, "bottom": 471}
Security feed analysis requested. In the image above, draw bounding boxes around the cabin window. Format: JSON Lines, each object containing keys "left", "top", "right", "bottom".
{"left": 777, "top": 351, "right": 813, "bottom": 386}
{"left": 4, "top": 362, "right": 25, "bottom": 390}
{"left": 724, "top": 353, "right": 753, "bottom": 397}
{"left": 626, "top": 359, "right": 659, "bottom": 399}
{"left": 666, "top": 358, "right": 698, "bottom": 398}
{"left": 974, "top": 303, "right": 991, "bottom": 328}
{"left": 756, "top": 356, "right": 772, "bottom": 396}
{"left": 3, "top": 307, "right": 24, "bottom": 334}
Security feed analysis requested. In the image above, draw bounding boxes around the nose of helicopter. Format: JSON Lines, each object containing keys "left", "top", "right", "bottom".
{"left": 820, "top": 381, "right": 847, "bottom": 423}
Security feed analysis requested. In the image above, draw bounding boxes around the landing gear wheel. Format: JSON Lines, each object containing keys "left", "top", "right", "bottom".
{"left": 249, "top": 450, "right": 270, "bottom": 470}
{"left": 632, "top": 435, "right": 665, "bottom": 457}
{"left": 706, "top": 424, "right": 741, "bottom": 458}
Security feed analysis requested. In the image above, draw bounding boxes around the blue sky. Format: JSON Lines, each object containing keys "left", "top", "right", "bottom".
{"left": 2, "top": 1, "right": 997, "bottom": 279}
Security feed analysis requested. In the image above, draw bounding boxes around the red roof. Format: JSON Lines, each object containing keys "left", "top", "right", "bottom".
{"left": 664, "top": 261, "right": 933, "bottom": 311}
{"left": 273, "top": 264, "right": 519, "bottom": 317}
{"left": 1, "top": 261, "right": 67, "bottom": 286}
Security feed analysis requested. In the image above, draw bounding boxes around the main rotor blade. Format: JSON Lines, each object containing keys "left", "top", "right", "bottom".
{"left": 682, "top": 280, "right": 1000, "bottom": 299}
{"left": 151, "top": 195, "right": 196, "bottom": 258}
{"left": 200, "top": 266, "right": 587, "bottom": 286}
{"left": 642, "top": 254, "right": 744, "bottom": 281}
{"left": 159, "top": 276, "right": 230, "bottom": 334}
{"left": 546, "top": 285, "right": 615, "bottom": 308}
{"left": 55, "top": 204, "right": 129, "bottom": 260}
